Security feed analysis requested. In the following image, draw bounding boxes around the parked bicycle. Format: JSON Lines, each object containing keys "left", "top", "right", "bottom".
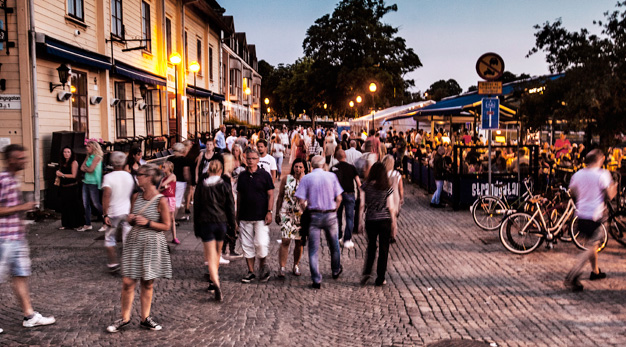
{"left": 499, "top": 187, "right": 608, "bottom": 255}
{"left": 471, "top": 177, "right": 535, "bottom": 231}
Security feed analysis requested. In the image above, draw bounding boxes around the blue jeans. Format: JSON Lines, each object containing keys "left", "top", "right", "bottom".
{"left": 82, "top": 183, "right": 102, "bottom": 226}
{"left": 337, "top": 192, "right": 356, "bottom": 241}
{"left": 274, "top": 155, "right": 283, "bottom": 176}
{"left": 431, "top": 180, "right": 444, "bottom": 205}
{"left": 308, "top": 212, "right": 341, "bottom": 284}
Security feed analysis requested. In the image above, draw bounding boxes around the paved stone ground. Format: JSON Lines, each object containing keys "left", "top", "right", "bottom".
{"left": 2, "top": 168, "right": 626, "bottom": 346}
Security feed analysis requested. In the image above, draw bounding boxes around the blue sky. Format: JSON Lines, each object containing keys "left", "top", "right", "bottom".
{"left": 223, "top": 0, "right": 616, "bottom": 92}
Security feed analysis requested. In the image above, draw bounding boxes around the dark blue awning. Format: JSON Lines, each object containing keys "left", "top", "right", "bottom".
{"left": 38, "top": 35, "right": 111, "bottom": 70}
{"left": 113, "top": 60, "right": 166, "bottom": 86}
{"left": 186, "top": 86, "right": 212, "bottom": 98}
{"left": 211, "top": 93, "right": 225, "bottom": 102}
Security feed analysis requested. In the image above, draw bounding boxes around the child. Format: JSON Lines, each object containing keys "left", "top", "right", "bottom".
{"left": 159, "top": 161, "right": 179, "bottom": 244}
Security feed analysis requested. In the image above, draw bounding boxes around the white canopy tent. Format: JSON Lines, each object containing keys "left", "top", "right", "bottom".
{"left": 349, "top": 100, "right": 434, "bottom": 133}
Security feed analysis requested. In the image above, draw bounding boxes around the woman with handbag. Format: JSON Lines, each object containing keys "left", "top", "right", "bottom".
{"left": 275, "top": 158, "right": 308, "bottom": 277}
{"left": 55, "top": 146, "right": 83, "bottom": 229}
{"left": 107, "top": 164, "right": 172, "bottom": 333}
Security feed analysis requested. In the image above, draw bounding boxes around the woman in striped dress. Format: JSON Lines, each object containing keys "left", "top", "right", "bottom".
{"left": 107, "top": 164, "right": 172, "bottom": 333}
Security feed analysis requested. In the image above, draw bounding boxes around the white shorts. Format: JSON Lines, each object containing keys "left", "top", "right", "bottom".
{"left": 175, "top": 181, "right": 187, "bottom": 207}
{"left": 239, "top": 220, "right": 270, "bottom": 259}
{"left": 104, "top": 215, "right": 132, "bottom": 247}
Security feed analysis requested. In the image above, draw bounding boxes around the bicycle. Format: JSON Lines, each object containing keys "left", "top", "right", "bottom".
{"left": 471, "top": 177, "right": 535, "bottom": 231}
{"left": 499, "top": 188, "right": 608, "bottom": 255}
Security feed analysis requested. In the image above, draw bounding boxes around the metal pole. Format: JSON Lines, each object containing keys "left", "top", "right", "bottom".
{"left": 488, "top": 129, "right": 492, "bottom": 196}
{"left": 194, "top": 72, "right": 197, "bottom": 136}
{"left": 28, "top": 0, "right": 40, "bottom": 207}
{"left": 175, "top": 68, "right": 178, "bottom": 141}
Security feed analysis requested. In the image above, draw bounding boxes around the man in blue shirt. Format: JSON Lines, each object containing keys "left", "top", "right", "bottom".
{"left": 215, "top": 124, "right": 226, "bottom": 153}
{"left": 295, "top": 155, "right": 343, "bottom": 289}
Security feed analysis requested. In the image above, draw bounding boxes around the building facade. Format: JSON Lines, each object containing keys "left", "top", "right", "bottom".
{"left": 0, "top": 0, "right": 260, "bottom": 198}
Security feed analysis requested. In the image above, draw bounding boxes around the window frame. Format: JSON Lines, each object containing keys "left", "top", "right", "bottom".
{"left": 141, "top": 1, "right": 151, "bottom": 53}
{"left": 114, "top": 82, "right": 136, "bottom": 138}
{"left": 67, "top": 0, "right": 84, "bottom": 22}
{"left": 145, "top": 89, "right": 163, "bottom": 136}
{"left": 111, "top": 0, "right": 124, "bottom": 39}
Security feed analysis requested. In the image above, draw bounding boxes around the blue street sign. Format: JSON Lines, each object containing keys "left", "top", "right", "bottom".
{"left": 481, "top": 97, "right": 499, "bottom": 130}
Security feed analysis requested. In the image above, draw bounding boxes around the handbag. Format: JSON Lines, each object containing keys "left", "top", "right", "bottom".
{"left": 299, "top": 209, "right": 311, "bottom": 245}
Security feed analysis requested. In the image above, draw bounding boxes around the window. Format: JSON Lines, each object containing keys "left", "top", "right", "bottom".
{"left": 166, "top": 18, "right": 172, "bottom": 59}
{"left": 209, "top": 46, "right": 213, "bottom": 81}
{"left": 145, "top": 90, "right": 162, "bottom": 136}
{"left": 68, "top": 0, "right": 84, "bottom": 21}
{"left": 111, "top": 0, "right": 123, "bottom": 37}
{"left": 197, "top": 39, "right": 202, "bottom": 74}
{"left": 70, "top": 71, "right": 88, "bottom": 134}
{"left": 115, "top": 82, "right": 135, "bottom": 138}
{"left": 184, "top": 31, "right": 188, "bottom": 68}
{"left": 141, "top": 1, "right": 151, "bottom": 52}
{"left": 229, "top": 69, "right": 241, "bottom": 97}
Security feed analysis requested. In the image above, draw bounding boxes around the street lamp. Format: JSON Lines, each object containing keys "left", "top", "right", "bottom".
{"left": 188, "top": 60, "right": 200, "bottom": 135}
{"left": 356, "top": 96, "right": 362, "bottom": 103}
{"left": 169, "top": 52, "right": 182, "bottom": 140}
{"left": 369, "top": 82, "right": 377, "bottom": 133}
{"left": 349, "top": 100, "right": 354, "bottom": 108}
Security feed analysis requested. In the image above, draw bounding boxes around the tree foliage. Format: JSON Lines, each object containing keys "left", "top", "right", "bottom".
{"left": 524, "top": 1, "right": 626, "bottom": 146}
{"left": 302, "top": 0, "right": 422, "bottom": 115}
{"left": 425, "top": 79, "right": 461, "bottom": 101}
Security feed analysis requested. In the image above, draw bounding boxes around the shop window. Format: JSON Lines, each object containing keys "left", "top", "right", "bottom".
{"left": 68, "top": 0, "right": 84, "bottom": 21}
{"left": 141, "top": 1, "right": 151, "bottom": 53}
{"left": 115, "top": 82, "right": 135, "bottom": 138}
{"left": 111, "top": 0, "right": 124, "bottom": 38}
{"left": 145, "top": 90, "right": 162, "bottom": 136}
{"left": 70, "top": 71, "right": 88, "bottom": 134}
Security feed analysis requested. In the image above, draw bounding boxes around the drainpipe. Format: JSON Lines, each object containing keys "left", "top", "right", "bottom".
{"left": 28, "top": 0, "right": 40, "bottom": 207}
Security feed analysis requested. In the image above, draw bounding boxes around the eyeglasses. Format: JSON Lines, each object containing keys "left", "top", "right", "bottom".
{"left": 136, "top": 173, "right": 148, "bottom": 177}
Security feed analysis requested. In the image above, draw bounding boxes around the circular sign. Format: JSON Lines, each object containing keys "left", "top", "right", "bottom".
{"left": 476, "top": 53, "right": 505, "bottom": 81}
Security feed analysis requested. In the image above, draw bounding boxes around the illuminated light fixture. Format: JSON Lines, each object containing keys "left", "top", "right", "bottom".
{"left": 323, "top": 103, "right": 327, "bottom": 109}
{"left": 528, "top": 86, "right": 545, "bottom": 94}
{"left": 495, "top": 136, "right": 506, "bottom": 143}
{"left": 369, "top": 82, "right": 377, "bottom": 93}
{"left": 70, "top": 85, "right": 77, "bottom": 93}
{"left": 245, "top": 87, "right": 251, "bottom": 95}
{"left": 349, "top": 101, "right": 354, "bottom": 108}
{"left": 267, "top": 107, "right": 271, "bottom": 113}
{"left": 496, "top": 130, "right": 502, "bottom": 135}
{"left": 169, "top": 52, "right": 182, "bottom": 65}
{"left": 356, "top": 96, "right": 362, "bottom": 103}
{"left": 50, "top": 63, "right": 72, "bottom": 93}
{"left": 188, "top": 60, "right": 200, "bottom": 73}
{"left": 264, "top": 98, "right": 270, "bottom": 105}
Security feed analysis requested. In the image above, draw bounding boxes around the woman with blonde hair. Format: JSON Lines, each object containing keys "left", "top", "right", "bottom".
{"left": 382, "top": 154, "right": 404, "bottom": 243}
{"left": 78, "top": 141, "right": 106, "bottom": 232}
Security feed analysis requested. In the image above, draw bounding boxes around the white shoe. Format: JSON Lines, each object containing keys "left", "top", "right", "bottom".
{"left": 23, "top": 312, "right": 56, "bottom": 328}
{"left": 0, "top": 327, "right": 3, "bottom": 334}
{"left": 98, "top": 225, "right": 108, "bottom": 232}
{"left": 219, "top": 255, "right": 230, "bottom": 265}
{"left": 343, "top": 240, "right": 355, "bottom": 249}
{"left": 76, "top": 225, "right": 92, "bottom": 232}
{"left": 339, "top": 238, "right": 344, "bottom": 247}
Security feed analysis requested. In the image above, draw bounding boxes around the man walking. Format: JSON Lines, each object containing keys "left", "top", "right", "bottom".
{"left": 345, "top": 140, "right": 362, "bottom": 165}
{"left": 226, "top": 128, "right": 238, "bottom": 152}
{"left": 331, "top": 150, "right": 361, "bottom": 248}
{"left": 101, "top": 151, "right": 135, "bottom": 272}
{"left": 215, "top": 124, "right": 227, "bottom": 153}
{"left": 564, "top": 149, "right": 616, "bottom": 292}
{"left": 237, "top": 148, "right": 274, "bottom": 283}
{"left": 430, "top": 145, "right": 445, "bottom": 208}
{"left": 295, "top": 155, "right": 343, "bottom": 289}
{"left": 256, "top": 139, "right": 277, "bottom": 179}
{"left": 0, "top": 144, "right": 55, "bottom": 330}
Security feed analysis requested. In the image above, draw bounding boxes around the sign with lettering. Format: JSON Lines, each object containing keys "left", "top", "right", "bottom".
{"left": 0, "top": 94, "right": 21, "bottom": 109}
{"left": 478, "top": 81, "right": 502, "bottom": 95}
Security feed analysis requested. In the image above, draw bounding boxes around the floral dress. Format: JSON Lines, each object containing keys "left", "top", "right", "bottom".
{"left": 280, "top": 175, "right": 302, "bottom": 239}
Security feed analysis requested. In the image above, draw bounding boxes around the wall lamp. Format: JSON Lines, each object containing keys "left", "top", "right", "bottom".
{"left": 50, "top": 63, "right": 72, "bottom": 93}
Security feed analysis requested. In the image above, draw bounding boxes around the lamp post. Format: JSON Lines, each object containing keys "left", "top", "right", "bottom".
{"left": 369, "top": 82, "right": 377, "bottom": 133}
{"left": 264, "top": 97, "right": 270, "bottom": 123}
{"left": 169, "top": 52, "right": 182, "bottom": 140}
{"left": 188, "top": 61, "right": 200, "bottom": 136}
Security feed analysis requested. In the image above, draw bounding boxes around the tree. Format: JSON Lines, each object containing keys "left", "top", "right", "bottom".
{"left": 525, "top": 1, "right": 626, "bottom": 146}
{"left": 302, "top": 0, "right": 422, "bottom": 117}
{"left": 425, "top": 79, "right": 461, "bottom": 101}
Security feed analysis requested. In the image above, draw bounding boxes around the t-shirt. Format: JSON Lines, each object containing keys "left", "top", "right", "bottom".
{"left": 168, "top": 155, "right": 192, "bottom": 182}
{"left": 236, "top": 168, "right": 275, "bottom": 221}
{"left": 570, "top": 167, "right": 612, "bottom": 221}
{"left": 555, "top": 138, "right": 571, "bottom": 158}
{"left": 258, "top": 154, "right": 277, "bottom": 174}
{"left": 0, "top": 172, "right": 24, "bottom": 240}
{"left": 102, "top": 170, "right": 135, "bottom": 216}
{"left": 332, "top": 161, "right": 359, "bottom": 193}
{"left": 272, "top": 143, "right": 285, "bottom": 158}
{"left": 226, "top": 136, "right": 237, "bottom": 152}
{"left": 362, "top": 182, "right": 393, "bottom": 221}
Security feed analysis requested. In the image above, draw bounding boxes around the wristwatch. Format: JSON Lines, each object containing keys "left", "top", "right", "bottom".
{"left": 267, "top": 210, "right": 273, "bottom": 214}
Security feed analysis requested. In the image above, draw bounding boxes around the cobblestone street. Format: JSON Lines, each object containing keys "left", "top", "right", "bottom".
{"left": 2, "top": 179, "right": 626, "bottom": 346}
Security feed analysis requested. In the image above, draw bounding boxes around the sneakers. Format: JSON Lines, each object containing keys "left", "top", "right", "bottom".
{"left": 172, "top": 238, "right": 180, "bottom": 245}
{"left": 332, "top": 265, "right": 343, "bottom": 279}
{"left": 107, "top": 264, "right": 120, "bottom": 273}
{"left": 139, "top": 316, "right": 162, "bottom": 331}
{"left": 293, "top": 265, "right": 301, "bottom": 276}
{"left": 0, "top": 327, "right": 3, "bottom": 334}
{"left": 278, "top": 267, "right": 286, "bottom": 278}
{"left": 106, "top": 319, "right": 130, "bottom": 333}
{"left": 259, "top": 267, "right": 271, "bottom": 282}
{"left": 343, "top": 240, "right": 355, "bottom": 249}
{"left": 98, "top": 225, "right": 108, "bottom": 232}
{"left": 590, "top": 270, "right": 607, "bottom": 281}
{"left": 219, "top": 255, "right": 230, "bottom": 265}
{"left": 76, "top": 225, "right": 92, "bottom": 232}
{"left": 23, "top": 312, "right": 56, "bottom": 328}
{"left": 242, "top": 272, "right": 256, "bottom": 283}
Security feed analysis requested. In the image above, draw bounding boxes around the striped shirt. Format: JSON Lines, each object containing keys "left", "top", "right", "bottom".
{"left": 361, "top": 182, "right": 393, "bottom": 221}
{"left": 0, "top": 172, "right": 24, "bottom": 240}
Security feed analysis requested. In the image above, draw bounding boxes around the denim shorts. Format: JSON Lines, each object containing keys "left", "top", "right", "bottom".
{"left": 196, "top": 223, "right": 227, "bottom": 242}
{"left": 0, "top": 239, "right": 31, "bottom": 282}
{"left": 104, "top": 215, "right": 132, "bottom": 247}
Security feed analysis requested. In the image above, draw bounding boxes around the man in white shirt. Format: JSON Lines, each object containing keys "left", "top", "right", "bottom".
{"left": 226, "top": 128, "right": 238, "bottom": 152}
{"left": 256, "top": 139, "right": 277, "bottom": 178}
{"left": 102, "top": 151, "right": 136, "bottom": 272}
{"left": 565, "top": 149, "right": 616, "bottom": 292}
{"left": 345, "top": 140, "right": 362, "bottom": 165}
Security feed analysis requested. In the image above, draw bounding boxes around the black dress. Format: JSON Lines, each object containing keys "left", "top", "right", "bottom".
{"left": 58, "top": 162, "right": 85, "bottom": 228}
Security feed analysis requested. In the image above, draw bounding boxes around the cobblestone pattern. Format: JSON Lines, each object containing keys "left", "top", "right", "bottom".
{"left": 1, "top": 178, "right": 626, "bottom": 346}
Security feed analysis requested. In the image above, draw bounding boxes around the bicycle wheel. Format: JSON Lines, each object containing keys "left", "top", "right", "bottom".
{"left": 499, "top": 212, "right": 544, "bottom": 254}
{"left": 570, "top": 216, "right": 608, "bottom": 252}
{"left": 472, "top": 196, "right": 507, "bottom": 231}
{"left": 609, "top": 217, "right": 626, "bottom": 247}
